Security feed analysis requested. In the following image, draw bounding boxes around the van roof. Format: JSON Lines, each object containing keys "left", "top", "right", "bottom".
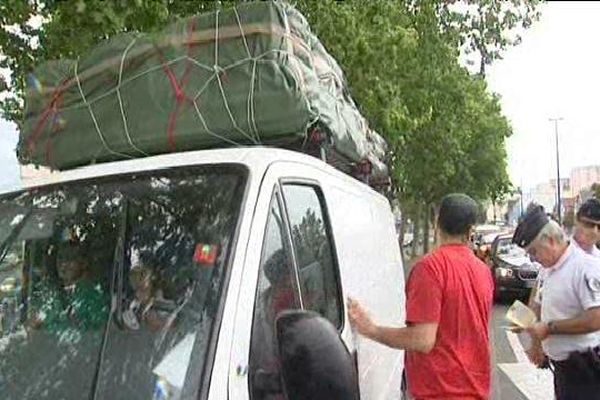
{"left": 7, "top": 147, "right": 378, "bottom": 197}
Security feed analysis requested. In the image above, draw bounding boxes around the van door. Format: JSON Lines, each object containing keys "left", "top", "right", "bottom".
{"left": 228, "top": 162, "right": 352, "bottom": 400}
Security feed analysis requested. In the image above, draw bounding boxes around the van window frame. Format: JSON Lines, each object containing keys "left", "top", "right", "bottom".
{"left": 277, "top": 178, "right": 345, "bottom": 332}
{"left": 247, "top": 184, "right": 304, "bottom": 399}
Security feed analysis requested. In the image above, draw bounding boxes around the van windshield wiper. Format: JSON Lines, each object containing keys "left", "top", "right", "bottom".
{"left": 89, "top": 199, "right": 128, "bottom": 400}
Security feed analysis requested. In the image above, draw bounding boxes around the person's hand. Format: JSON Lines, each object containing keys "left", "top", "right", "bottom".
{"left": 525, "top": 343, "right": 546, "bottom": 367}
{"left": 526, "top": 322, "right": 550, "bottom": 341}
{"left": 347, "top": 297, "right": 377, "bottom": 338}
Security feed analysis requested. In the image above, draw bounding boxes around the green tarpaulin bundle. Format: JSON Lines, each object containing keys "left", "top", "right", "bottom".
{"left": 19, "top": 1, "right": 388, "bottom": 175}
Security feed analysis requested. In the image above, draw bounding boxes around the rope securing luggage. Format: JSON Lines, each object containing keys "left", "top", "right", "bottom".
{"left": 18, "top": 1, "right": 388, "bottom": 185}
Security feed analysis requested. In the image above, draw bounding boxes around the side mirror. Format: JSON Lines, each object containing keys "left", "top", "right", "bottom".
{"left": 276, "top": 310, "right": 359, "bottom": 400}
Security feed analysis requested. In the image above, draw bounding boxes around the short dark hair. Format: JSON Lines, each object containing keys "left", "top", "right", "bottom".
{"left": 437, "top": 193, "right": 479, "bottom": 236}
{"left": 577, "top": 198, "right": 600, "bottom": 222}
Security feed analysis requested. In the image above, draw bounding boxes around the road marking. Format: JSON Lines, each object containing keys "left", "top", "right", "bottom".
{"left": 498, "top": 363, "right": 554, "bottom": 400}
{"left": 499, "top": 331, "right": 555, "bottom": 400}
{"left": 506, "top": 331, "right": 530, "bottom": 363}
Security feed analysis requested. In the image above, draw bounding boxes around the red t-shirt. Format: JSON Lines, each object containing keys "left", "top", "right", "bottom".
{"left": 405, "top": 244, "right": 493, "bottom": 400}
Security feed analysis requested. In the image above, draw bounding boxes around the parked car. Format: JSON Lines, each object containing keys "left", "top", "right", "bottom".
{"left": 473, "top": 224, "right": 505, "bottom": 263}
{"left": 489, "top": 233, "right": 540, "bottom": 301}
{"left": 0, "top": 148, "right": 405, "bottom": 400}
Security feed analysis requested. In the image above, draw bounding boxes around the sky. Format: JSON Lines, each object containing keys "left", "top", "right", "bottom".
{"left": 486, "top": 1, "right": 600, "bottom": 191}
{"left": 1, "top": 1, "right": 600, "bottom": 194}
{"left": 0, "top": 119, "right": 19, "bottom": 192}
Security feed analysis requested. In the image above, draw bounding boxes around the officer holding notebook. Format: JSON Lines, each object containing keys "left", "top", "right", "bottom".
{"left": 512, "top": 206, "right": 600, "bottom": 400}
{"left": 528, "top": 199, "right": 600, "bottom": 326}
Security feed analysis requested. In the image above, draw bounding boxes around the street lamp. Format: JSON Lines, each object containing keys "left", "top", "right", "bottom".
{"left": 549, "top": 117, "right": 563, "bottom": 225}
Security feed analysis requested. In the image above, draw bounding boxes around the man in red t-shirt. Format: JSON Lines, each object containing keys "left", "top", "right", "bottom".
{"left": 349, "top": 193, "right": 494, "bottom": 400}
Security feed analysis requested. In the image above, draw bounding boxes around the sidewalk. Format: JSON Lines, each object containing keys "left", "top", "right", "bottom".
{"left": 498, "top": 331, "right": 554, "bottom": 400}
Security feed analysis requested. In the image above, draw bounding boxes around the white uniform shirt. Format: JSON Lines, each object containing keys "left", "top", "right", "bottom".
{"left": 574, "top": 240, "right": 600, "bottom": 258}
{"left": 538, "top": 243, "right": 600, "bottom": 361}
{"left": 591, "top": 244, "right": 600, "bottom": 258}
{"left": 533, "top": 241, "right": 600, "bottom": 304}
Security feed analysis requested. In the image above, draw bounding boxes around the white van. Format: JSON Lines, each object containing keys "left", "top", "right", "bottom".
{"left": 0, "top": 148, "right": 405, "bottom": 400}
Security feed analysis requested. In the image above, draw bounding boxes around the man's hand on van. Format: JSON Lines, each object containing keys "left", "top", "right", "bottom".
{"left": 348, "top": 297, "right": 377, "bottom": 338}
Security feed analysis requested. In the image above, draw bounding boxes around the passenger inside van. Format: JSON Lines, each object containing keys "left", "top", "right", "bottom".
{"left": 122, "top": 265, "right": 175, "bottom": 332}
{"left": 264, "top": 249, "right": 297, "bottom": 322}
{"left": 250, "top": 248, "right": 299, "bottom": 399}
{"left": 26, "top": 244, "right": 110, "bottom": 335}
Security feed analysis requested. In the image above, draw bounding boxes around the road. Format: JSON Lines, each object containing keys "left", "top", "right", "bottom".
{"left": 491, "top": 300, "right": 555, "bottom": 400}
{"left": 491, "top": 301, "right": 528, "bottom": 400}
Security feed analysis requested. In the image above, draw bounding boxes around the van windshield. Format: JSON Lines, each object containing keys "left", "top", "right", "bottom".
{"left": 0, "top": 165, "right": 246, "bottom": 400}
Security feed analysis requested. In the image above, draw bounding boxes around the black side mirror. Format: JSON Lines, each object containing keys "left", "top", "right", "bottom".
{"left": 276, "top": 310, "right": 359, "bottom": 400}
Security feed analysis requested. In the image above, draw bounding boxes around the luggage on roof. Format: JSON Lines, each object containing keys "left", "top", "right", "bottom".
{"left": 18, "top": 1, "right": 388, "bottom": 182}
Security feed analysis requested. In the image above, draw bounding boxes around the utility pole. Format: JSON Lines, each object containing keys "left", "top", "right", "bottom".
{"left": 549, "top": 117, "right": 564, "bottom": 225}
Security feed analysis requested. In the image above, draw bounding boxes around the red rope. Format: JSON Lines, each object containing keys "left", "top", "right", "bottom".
{"left": 33, "top": 18, "right": 202, "bottom": 162}
{"left": 26, "top": 80, "right": 68, "bottom": 158}
{"left": 161, "top": 20, "right": 199, "bottom": 151}
{"left": 44, "top": 96, "right": 66, "bottom": 168}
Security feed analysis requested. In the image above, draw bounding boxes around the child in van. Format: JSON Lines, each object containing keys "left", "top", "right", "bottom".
{"left": 122, "top": 265, "right": 175, "bottom": 332}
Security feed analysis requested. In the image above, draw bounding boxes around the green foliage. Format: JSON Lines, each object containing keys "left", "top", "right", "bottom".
{"left": 592, "top": 183, "right": 600, "bottom": 200}
{"left": 436, "top": 0, "right": 543, "bottom": 75}
{"left": 0, "top": 0, "right": 538, "bottom": 209}
{"left": 293, "top": 0, "right": 516, "bottom": 207}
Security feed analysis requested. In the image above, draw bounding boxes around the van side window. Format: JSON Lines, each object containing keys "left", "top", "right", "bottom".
{"left": 249, "top": 193, "right": 300, "bottom": 399}
{"left": 282, "top": 184, "right": 342, "bottom": 329}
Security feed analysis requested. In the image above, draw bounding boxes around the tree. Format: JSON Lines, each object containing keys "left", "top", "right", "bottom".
{"left": 293, "top": 1, "right": 516, "bottom": 251}
{"left": 0, "top": 0, "right": 531, "bottom": 254}
{"left": 592, "top": 183, "right": 600, "bottom": 200}
{"left": 436, "top": 0, "right": 543, "bottom": 76}
{"left": 0, "top": 0, "right": 222, "bottom": 124}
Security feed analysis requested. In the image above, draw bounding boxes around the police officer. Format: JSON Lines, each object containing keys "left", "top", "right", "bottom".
{"left": 528, "top": 199, "right": 600, "bottom": 314}
{"left": 529, "top": 199, "right": 600, "bottom": 299}
{"left": 573, "top": 198, "right": 600, "bottom": 257}
{"left": 513, "top": 206, "right": 600, "bottom": 400}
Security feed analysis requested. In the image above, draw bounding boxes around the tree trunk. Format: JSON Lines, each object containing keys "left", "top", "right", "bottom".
{"left": 412, "top": 203, "right": 421, "bottom": 257}
{"left": 431, "top": 203, "right": 439, "bottom": 248}
{"left": 398, "top": 203, "right": 407, "bottom": 265}
{"left": 423, "top": 204, "right": 430, "bottom": 254}
{"left": 479, "top": 57, "right": 486, "bottom": 77}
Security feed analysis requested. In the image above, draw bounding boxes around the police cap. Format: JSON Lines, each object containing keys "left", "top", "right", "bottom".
{"left": 512, "top": 205, "right": 549, "bottom": 248}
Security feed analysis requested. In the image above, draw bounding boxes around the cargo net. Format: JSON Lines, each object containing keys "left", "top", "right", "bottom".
{"left": 72, "top": 7, "right": 273, "bottom": 158}
{"left": 22, "top": 2, "right": 389, "bottom": 185}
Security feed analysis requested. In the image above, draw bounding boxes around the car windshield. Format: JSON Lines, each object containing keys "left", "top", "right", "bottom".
{"left": 0, "top": 165, "right": 246, "bottom": 400}
{"left": 496, "top": 237, "right": 526, "bottom": 257}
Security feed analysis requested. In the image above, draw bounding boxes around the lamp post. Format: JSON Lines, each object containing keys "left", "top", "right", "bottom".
{"left": 549, "top": 117, "right": 564, "bottom": 225}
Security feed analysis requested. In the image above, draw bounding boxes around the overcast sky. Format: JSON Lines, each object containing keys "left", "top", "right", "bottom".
{"left": 0, "top": 119, "right": 19, "bottom": 192}
{"left": 486, "top": 1, "right": 600, "bottom": 190}
{"left": 1, "top": 1, "right": 599, "bottom": 194}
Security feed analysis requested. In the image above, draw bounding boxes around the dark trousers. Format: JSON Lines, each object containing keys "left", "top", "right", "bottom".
{"left": 552, "top": 346, "right": 600, "bottom": 400}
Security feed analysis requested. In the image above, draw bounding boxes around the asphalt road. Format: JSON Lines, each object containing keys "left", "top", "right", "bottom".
{"left": 490, "top": 300, "right": 529, "bottom": 400}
